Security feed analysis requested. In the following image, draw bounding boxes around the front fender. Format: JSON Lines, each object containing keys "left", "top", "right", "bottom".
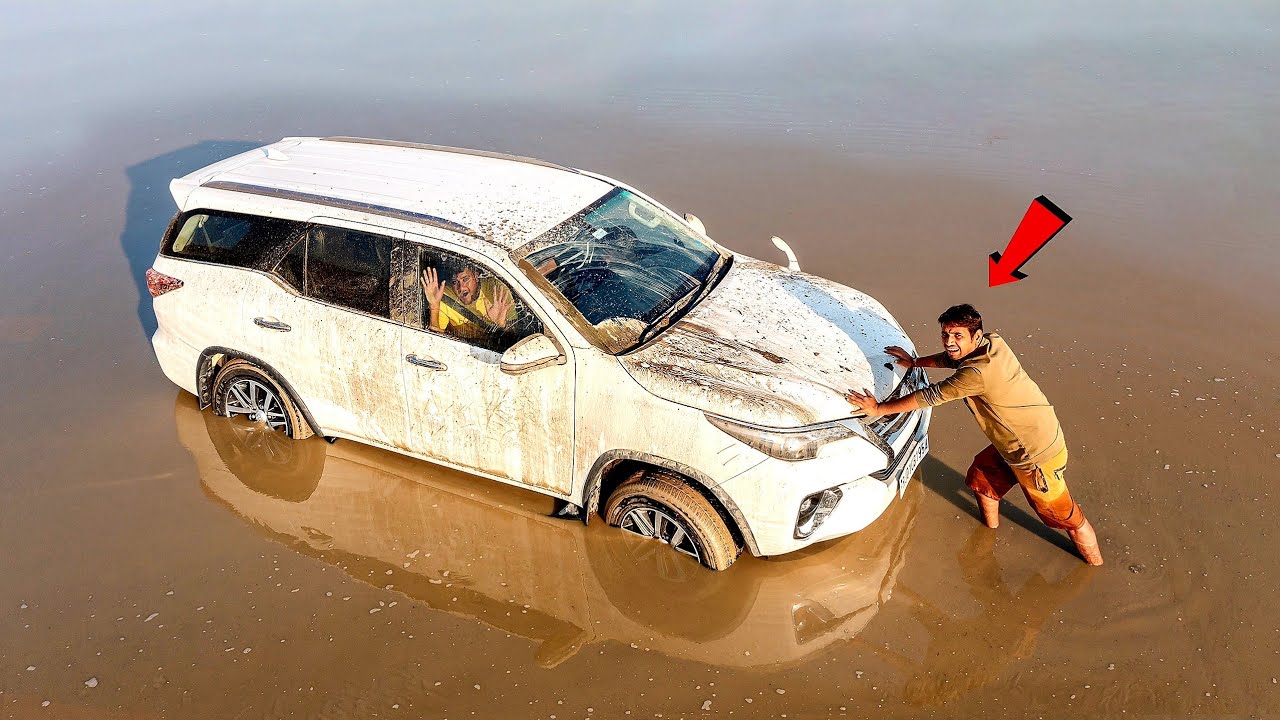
{"left": 581, "top": 449, "right": 762, "bottom": 556}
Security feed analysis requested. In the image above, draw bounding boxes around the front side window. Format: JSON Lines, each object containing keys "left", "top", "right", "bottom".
{"left": 514, "top": 188, "right": 730, "bottom": 354}
{"left": 164, "top": 211, "right": 298, "bottom": 269}
{"left": 301, "top": 224, "right": 393, "bottom": 318}
{"left": 417, "top": 247, "right": 543, "bottom": 353}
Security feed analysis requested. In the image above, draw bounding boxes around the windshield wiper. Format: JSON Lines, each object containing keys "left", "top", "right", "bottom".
{"left": 699, "top": 252, "right": 733, "bottom": 299}
{"left": 626, "top": 253, "right": 733, "bottom": 352}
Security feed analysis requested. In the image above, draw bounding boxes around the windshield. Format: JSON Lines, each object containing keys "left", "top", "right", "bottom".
{"left": 515, "top": 188, "right": 728, "bottom": 354}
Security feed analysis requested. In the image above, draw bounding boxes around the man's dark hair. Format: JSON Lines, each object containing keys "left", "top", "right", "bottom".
{"left": 450, "top": 263, "right": 478, "bottom": 281}
{"left": 938, "top": 304, "right": 983, "bottom": 333}
{"left": 430, "top": 258, "right": 472, "bottom": 284}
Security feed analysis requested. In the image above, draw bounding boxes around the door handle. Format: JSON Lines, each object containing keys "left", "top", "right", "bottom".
{"left": 405, "top": 354, "right": 447, "bottom": 371}
{"left": 254, "top": 317, "right": 291, "bottom": 332}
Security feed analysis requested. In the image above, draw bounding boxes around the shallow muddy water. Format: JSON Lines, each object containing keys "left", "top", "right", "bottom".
{"left": 2, "top": 3, "right": 1279, "bottom": 718}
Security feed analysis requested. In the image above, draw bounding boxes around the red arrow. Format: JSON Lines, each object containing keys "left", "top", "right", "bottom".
{"left": 989, "top": 195, "right": 1072, "bottom": 287}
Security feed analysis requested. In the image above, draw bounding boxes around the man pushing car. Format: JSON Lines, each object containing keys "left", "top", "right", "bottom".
{"left": 844, "top": 304, "right": 1103, "bottom": 565}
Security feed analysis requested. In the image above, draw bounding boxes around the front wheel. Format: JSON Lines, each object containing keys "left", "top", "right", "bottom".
{"left": 604, "top": 469, "right": 740, "bottom": 571}
{"left": 211, "top": 359, "right": 313, "bottom": 440}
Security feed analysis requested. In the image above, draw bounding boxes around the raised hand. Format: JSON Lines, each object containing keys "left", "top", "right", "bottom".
{"left": 885, "top": 345, "right": 916, "bottom": 368}
{"left": 486, "top": 286, "right": 514, "bottom": 327}
{"left": 421, "top": 267, "right": 445, "bottom": 308}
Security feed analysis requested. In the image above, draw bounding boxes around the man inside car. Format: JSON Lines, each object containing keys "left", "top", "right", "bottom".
{"left": 421, "top": 262, "right": 518, "bottom": 341}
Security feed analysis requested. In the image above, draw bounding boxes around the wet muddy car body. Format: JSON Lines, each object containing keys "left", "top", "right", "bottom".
{"left": 148, "top": 136, "right": 930, "bottom": 569}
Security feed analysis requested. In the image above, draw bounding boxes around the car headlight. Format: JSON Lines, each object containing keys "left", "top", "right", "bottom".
{"left": 705, "top": 414, "right": 862, "bottom": 462}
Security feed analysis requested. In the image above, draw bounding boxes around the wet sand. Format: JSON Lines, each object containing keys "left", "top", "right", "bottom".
{"left": 3, "top": 5, "right": 1280, "bottom": 718}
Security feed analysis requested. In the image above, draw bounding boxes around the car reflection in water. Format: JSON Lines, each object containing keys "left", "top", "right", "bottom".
{"left": 175, "top": 392, "right": 920, "bottom": 669}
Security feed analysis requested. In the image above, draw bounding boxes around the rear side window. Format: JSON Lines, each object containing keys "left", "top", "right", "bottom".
{"left": 163, "top": 211, "right": 298, "bottom": 269}
{"left": 275, "top": 237, "right": 306, "bottom": 293}
{"left": 301, "top": 224, "right": 393, "bottom": 318}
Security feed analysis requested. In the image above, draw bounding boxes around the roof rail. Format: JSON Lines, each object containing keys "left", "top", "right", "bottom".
{"left": 319, "top": 136, "right": 579, "bottom": 174}
{"left": 201, "top": 180, "right": 485, "bottom": 240}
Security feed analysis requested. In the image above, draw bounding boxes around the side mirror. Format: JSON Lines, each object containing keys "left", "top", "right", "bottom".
{"left": 500, "top": 334, "right": 566, "bottom": 375}
{"left": 684, "top": 212, "right": 708, "bottom": 238}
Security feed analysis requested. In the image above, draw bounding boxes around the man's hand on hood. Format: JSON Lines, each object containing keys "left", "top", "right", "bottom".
{"left": 846, "top": 388, "right": 927, "bottom": 419}
{"left": 845, "top": 388, "right": 883, "bottom": 417}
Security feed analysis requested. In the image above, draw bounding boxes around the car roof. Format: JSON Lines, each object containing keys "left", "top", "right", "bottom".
{"left": 170, "top": 137, "right": 615, "bottom": 251}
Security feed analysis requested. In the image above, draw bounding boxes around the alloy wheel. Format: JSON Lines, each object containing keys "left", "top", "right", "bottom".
{"left": 619, "top": 506, "right": 701, "bottom": 562}
{"left": 223, "top": 378, "right": 289, "bottom": 433}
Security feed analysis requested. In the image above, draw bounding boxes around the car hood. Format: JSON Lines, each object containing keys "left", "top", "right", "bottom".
{"left": 620, "top": 256, "right": 914, "bottom": 427}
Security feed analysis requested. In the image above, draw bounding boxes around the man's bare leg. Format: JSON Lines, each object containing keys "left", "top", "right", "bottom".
{"left": 974, "top": 491, "right": 1000, "bottom": 529}
{"left": 1068, "top": 517, "right": 1104, "bottom": 566}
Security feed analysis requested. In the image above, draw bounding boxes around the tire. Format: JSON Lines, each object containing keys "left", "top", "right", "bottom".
{"left": 211, "top": 359, "right": 314, "bottom": 440}
{"left": 604, "top": 469, "right": 741, "bottom": 571}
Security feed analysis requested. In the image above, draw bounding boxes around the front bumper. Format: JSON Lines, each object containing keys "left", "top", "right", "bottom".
{"left": 718, "top": 406, "right": 931, "bottom": 557}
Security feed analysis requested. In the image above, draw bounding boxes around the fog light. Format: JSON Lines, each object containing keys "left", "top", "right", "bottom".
{"left": 794, "top": 488, "right": 843, "bottom": 539}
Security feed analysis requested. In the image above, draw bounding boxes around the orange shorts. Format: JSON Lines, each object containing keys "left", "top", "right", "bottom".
{"left": 965, "top": 444, "right": 1084, "bottom": 530}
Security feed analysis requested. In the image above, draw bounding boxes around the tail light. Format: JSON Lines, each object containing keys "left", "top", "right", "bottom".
{"left": 146, "top": 268, "right": 184, "bottom": 297}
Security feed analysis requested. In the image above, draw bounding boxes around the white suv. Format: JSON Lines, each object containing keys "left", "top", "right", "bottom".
{"left": 148, "top": 136, "right": 930, "bottom": 570}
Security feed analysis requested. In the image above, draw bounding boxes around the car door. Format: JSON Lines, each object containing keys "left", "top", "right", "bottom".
{"left": 227, "top": 215, "right": 321, "bottom": 410}
{"left": 162, "top": 210, "right": 297, "bottom": 368}
{"left": 398, "top": 235, "right": 576, "bottom": 497}
{"left": 247, "top": 218, "right": 410, "bottom": 448}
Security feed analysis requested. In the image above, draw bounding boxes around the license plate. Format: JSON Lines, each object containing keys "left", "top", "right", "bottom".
{"left": 896, "top": 435, "right": 929, "bottom": 494}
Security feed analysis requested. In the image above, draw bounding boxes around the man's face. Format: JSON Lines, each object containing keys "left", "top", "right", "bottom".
{"left": 451, "top": 267, "right": 480, "bottom": 304}
{"left": 940, "top": 324, "right": 982, "bottom": 361}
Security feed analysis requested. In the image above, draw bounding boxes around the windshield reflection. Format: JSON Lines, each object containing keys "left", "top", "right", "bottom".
{"left": 175, "top": 392, "right": 918, "bottom": 669}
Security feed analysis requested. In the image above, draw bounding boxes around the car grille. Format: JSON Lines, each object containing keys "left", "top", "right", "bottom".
{"left": 866, "top": 368, "right": 927, "bottom": 480}
{"left": 868, "top": 367, "right": 927, "bottom": 440}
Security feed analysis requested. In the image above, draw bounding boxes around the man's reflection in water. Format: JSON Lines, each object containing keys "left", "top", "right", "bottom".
{"left": 857, "top": 527, "right": 1093, "bottom": 705}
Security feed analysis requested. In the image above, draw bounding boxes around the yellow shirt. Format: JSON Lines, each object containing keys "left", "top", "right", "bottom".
{"left": 434, "top": 278, "right": 517, "bottom": 338}
{"left": 912, "top": 333, "right": 1066, "bottom": 467}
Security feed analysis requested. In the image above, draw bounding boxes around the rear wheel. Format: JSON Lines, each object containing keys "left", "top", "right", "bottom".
{"left": 212, "top": 360, "right": 313, "bottom": 440}
{"left": 604, "top": 469, "right": 740, "bottom": 571}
